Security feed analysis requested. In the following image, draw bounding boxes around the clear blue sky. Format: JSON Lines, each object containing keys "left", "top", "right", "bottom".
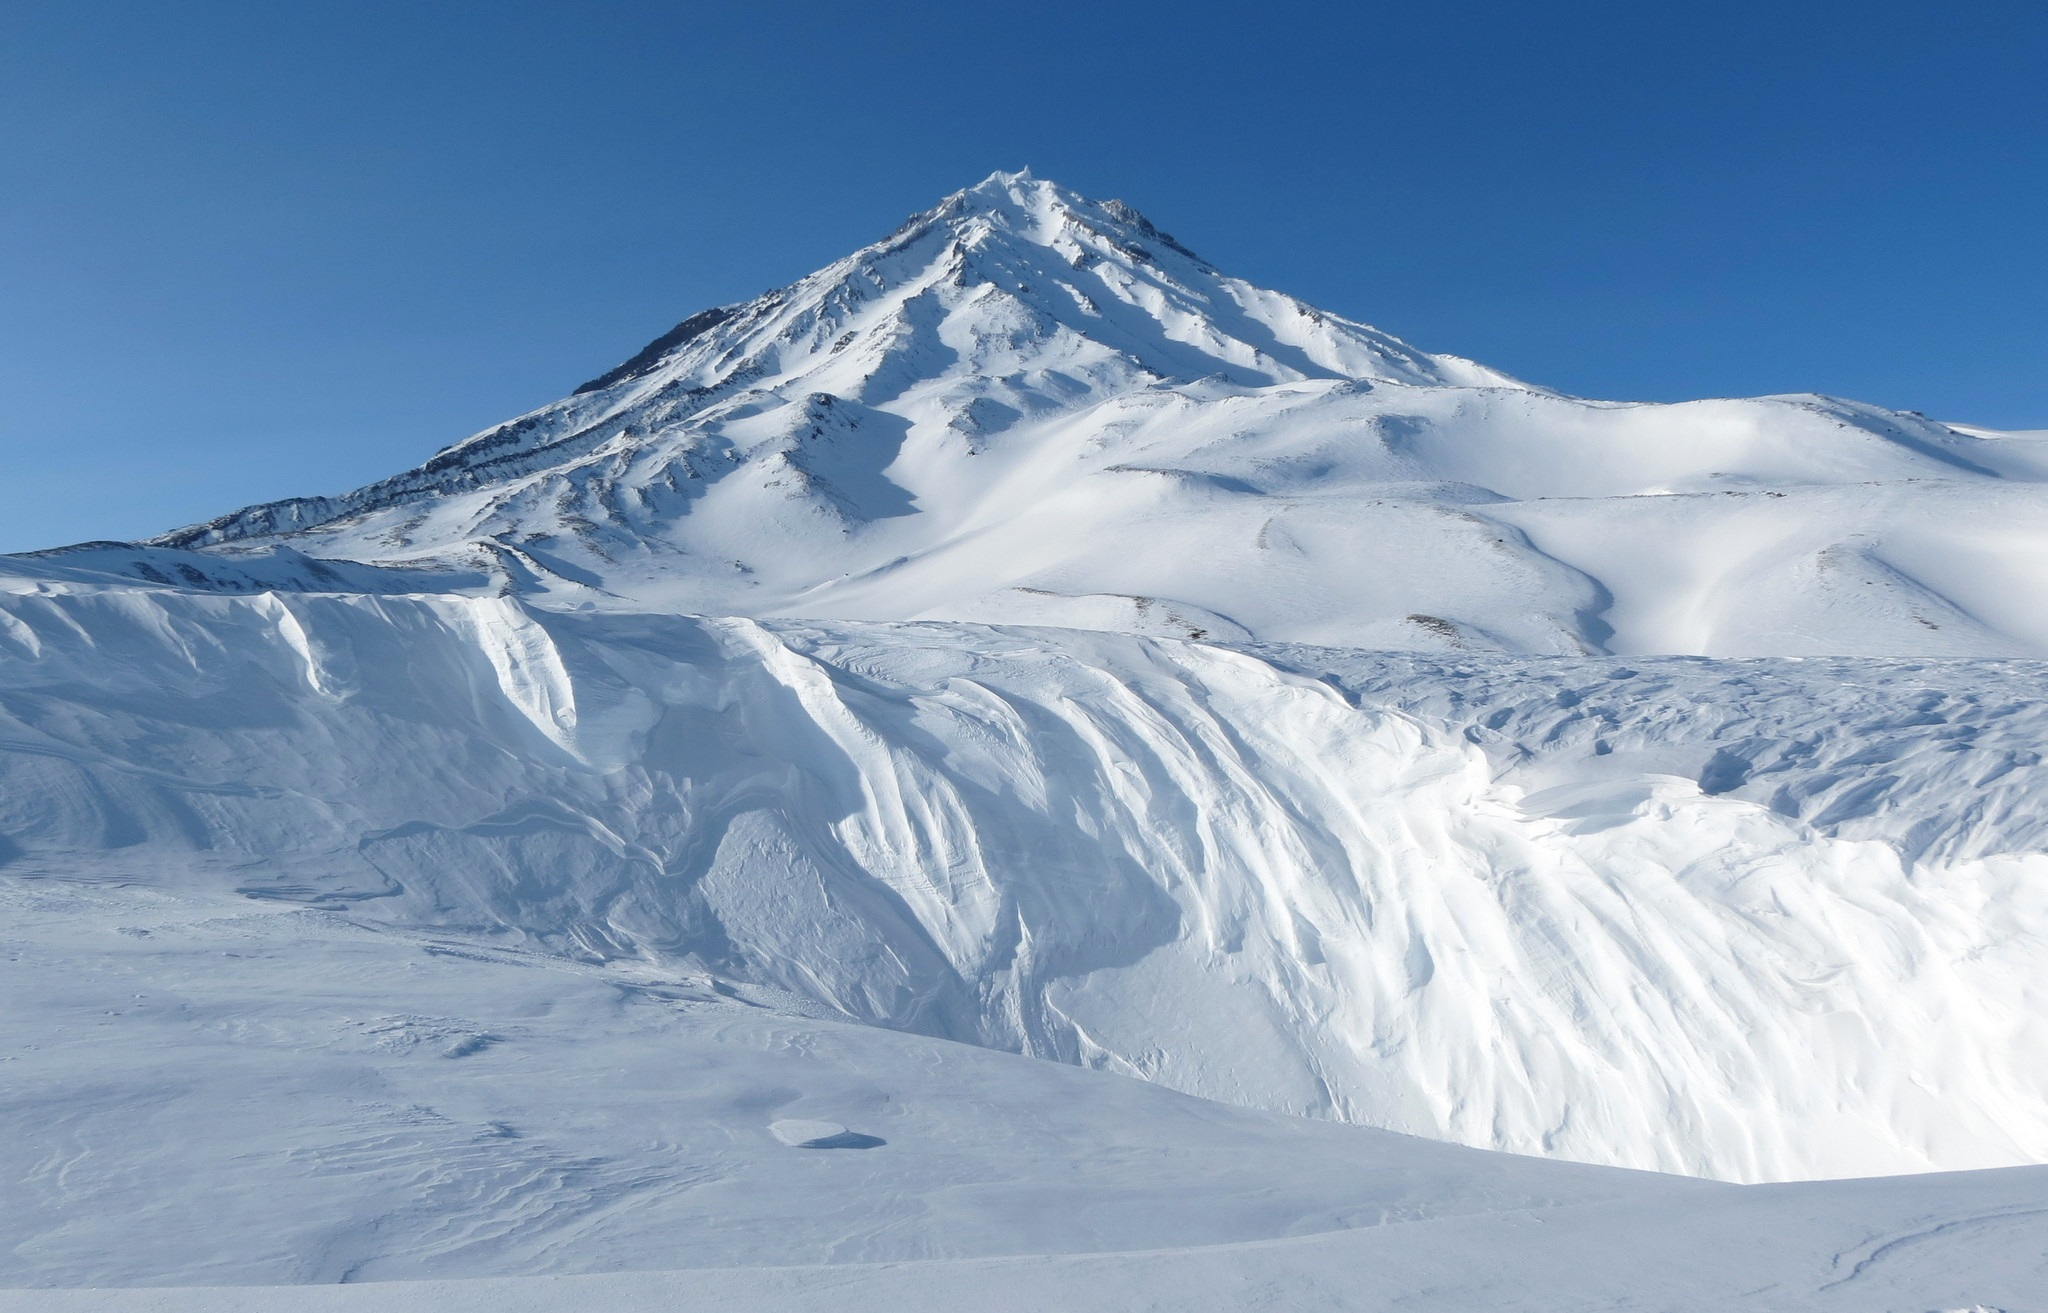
{"left": 1, "top": 0, "right": 2042, "bottom": 553}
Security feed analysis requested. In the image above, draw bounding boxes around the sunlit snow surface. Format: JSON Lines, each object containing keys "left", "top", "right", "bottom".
{"left": 5, "top": 172, "right": 2048, "bottom": 1307}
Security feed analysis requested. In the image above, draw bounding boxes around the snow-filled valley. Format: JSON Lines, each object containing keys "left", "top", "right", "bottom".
{"left": 5, "top": 171, "right": 2047, "bottom": 1309}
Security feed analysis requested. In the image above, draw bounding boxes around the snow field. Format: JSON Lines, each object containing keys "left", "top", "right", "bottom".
{"left": 4, "top": 877, "right": 2042, "bottom": 1312}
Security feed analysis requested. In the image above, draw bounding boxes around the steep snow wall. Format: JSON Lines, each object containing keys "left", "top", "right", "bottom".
{"left": 3, "top": 588, "right": 2045, "bottom": 1182}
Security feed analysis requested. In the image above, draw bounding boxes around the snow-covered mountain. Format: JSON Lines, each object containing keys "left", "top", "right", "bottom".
{"left": 5, "top": 169, "right": 2048, "bottom": 1276}
{"left": 42, "top": 168, "right": 2048, "bottom": 657}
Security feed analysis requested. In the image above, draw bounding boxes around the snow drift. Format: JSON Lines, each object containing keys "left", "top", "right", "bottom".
{"left": 3, "top": 585, "right": 2044, "bottom": 1181}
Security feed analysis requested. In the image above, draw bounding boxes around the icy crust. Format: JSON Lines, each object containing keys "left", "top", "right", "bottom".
{"left": 3, "top": 587, "right": 2046, "bottom": 1182}
{"left": 0, "top": 539, "right": 500, "bottom": 596}
{"left": 1273, "top": 647, "right": 2048, "bottom": 864}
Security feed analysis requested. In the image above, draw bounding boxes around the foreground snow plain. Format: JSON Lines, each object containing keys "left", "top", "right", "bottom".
{"left": 6, "top": 172, "right": 2047, "bottom": 1307}
{"left": 5, "top": 879, "right": 2043, "bottom": 1311}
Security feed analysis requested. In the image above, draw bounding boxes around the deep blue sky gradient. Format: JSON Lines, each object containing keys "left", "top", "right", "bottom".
{"left": 2, "top": 0, "right": 2043, "bottom": 552}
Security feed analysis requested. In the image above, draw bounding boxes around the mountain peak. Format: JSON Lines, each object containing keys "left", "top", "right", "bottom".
{"left": 964, "top": 165, "right": 1035, "bottom": 193}
{"left": 28, "top": 168, "right": 2030, "bottom": 665}
{"left": 954, "top": 167, "right": 1057, "bottom": 217}
{"left": 144, "top": 172, "right": 1540, "bottom": 589}
{"left": 919, "top": 170, "right": 1207, "bottom": 269}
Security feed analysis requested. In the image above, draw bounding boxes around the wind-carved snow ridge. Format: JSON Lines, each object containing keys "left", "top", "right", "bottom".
{"left": 4, "top": 172, "right": 2048, "bottom": 1199}
{"left": 4, "top": 587, "right": 2048, "bottom": 1183}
